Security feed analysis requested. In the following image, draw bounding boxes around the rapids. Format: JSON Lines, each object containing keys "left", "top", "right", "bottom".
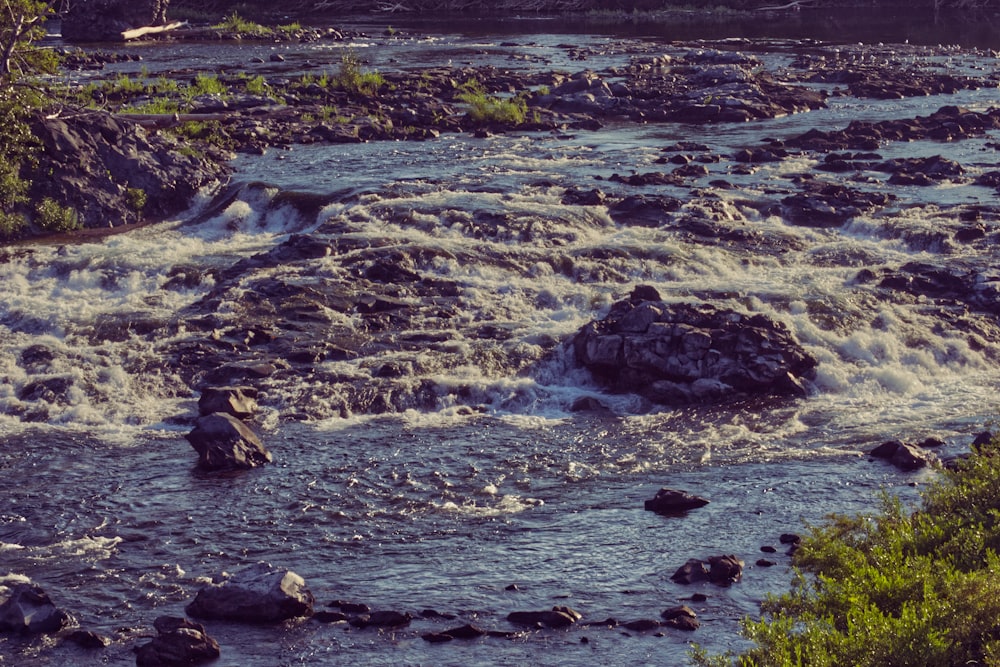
{"left": 3, "top": 11, "right": 1000, "bottom": 666}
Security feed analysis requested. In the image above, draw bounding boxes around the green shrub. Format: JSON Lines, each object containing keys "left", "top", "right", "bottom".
{"left": 125, "top": 187, "right": 147, "bottom": 213}
{"left": 190, "top": 73, "right": 227, "bottom": 97}
{"left": 457, "top": 79, "right": 527, "bottom": 125}
{"left": 696, "top": 435, "right": 1000, "bottom": 667}
{"left": 333, "top": 51, "right": 385, "bottom": 96}
{"left": 34, "top": 197, "right": 80, "bottom": 232}
{"left": 213, "top": 11, "right": 270, "bottom": 37}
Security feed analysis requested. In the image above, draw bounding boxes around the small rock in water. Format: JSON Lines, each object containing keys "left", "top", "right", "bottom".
{"left": 643, "top": 488, "right": 710, "bottom": 514}
{"left": 135, "top": 616, "right": 220, "bottom": 667}
{"left": 185, "top": 413, "right": 271, "bottom": 471}
{"left": 0, "top": 583, "right": 73, "bottom": 634}
{"left": 186, "top": 562, "right": 313, "bottom": 623}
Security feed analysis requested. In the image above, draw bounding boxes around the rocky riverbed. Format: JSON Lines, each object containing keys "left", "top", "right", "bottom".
{"left": 3, "top": 13, "right": 1000, "bottom": 667}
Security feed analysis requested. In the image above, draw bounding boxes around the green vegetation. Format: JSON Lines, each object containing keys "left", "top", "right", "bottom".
{"left": 191, "top": 73, "right": 228, "bottom": 97}
{"left": 213, "top": 11, "right": 270, "bottom": 37}
{"left": 125, "top": 188, "right": 147, "bottom": 213}
{"left": 34, "top": 197, "right": 80, "bottom": 232}
{"left": 333, "top": 51, "right": 386, "bottom": 96}
{"left": 695, "top": 435, "right": 1000, "bottom": 667}
{"left": 457, "top": 79, "right": 529, "bottom": 125}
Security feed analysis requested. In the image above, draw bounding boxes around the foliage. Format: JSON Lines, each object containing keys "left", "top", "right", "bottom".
{"left": 212, "top": 11, "right": 270, "bottom": 37}
{"left": 190, "top": 73, "right": 228, "bottom": 97}
{"left": 0, "top": 0, "right": 59, "bottom": 86}
{"left": 695, "top": 436, "right": 1000, "bottom": 667}
{"left": 333, "top": 51, "right": 385, "bottom": 96}
{"left": 0, "top": 90, "right": 39, "bottom": 240}
{"left": 34, "top": 197, "right": 80, "bottom": 232}
{"left": 125, "top": 188, "right": 147, "bottom": 213}
{"left": 457, "top": 79, "right": 528, "bottom": 125}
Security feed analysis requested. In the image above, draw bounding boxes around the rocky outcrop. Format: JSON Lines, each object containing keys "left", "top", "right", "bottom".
{"left": 573, "top": 287, "right": 816, "bottom": 405}
{"left": 186, "top": 562, "right": 314, "bottom": 623}
{"left": 644, "top": 488, "right": 710, "bottom": 515}
{"left": 134, "top": 616, "right": 220, "bottom": 667}
{"left": 25, "top": 111, "right": 228, "bottom": 231}
{"left": 0, "top": 583, "right": 73, "bottom": 634}
{"left": 185, "top": 412, "right": 271, "bottom": 471}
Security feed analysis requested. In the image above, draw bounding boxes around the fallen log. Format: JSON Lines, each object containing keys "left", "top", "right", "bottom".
{"left": 116, "top": 112, "right": 228, "bottom": 129}
{"left": 121, "top": 21, "right": 187, "bottom": 41}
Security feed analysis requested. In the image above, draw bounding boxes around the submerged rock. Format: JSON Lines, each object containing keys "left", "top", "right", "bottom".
{"left": 0, "top": 583, "right": 73, "bottom": 634}
{"left": 670, "top": 555, "right": 744, "bottom": 586}
{"left": 186, "top": 563, "right": 313, "bottom": 623}
{"left": 507, "top": 606, "right": 582, "bottom": 628}
{"left": 573, "top": 287, "right": 816, "bottom": 405}
{"left": 134, "top": 616, "right": 220, "bottom": 667}
{"left": 185, "top": 413, "right": 271, "bottom": 471}
{"left": 644, "top": 488, "right": 710, "bottom": 514}
{"left": 661, "top": 605, "right": 700, "bottom": 631}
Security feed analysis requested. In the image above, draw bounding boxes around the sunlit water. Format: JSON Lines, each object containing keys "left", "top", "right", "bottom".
{"left": 4, "top": 15, "right": 1000, "bottom": 666}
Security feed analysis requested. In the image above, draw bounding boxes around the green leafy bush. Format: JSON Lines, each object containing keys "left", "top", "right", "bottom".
{"left": 34, "top": 197, "right": 80, "bottom": 232}
{"left": 457, "top": 79, "right": 528, "bottom": 125}
{"left": 696, "top": 435, "right": 1000, "bottom": 667}
{"left": 333, "top": 51, "right": 385, "bottom": 96}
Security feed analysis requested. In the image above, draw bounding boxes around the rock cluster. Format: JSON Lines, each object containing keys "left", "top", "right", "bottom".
{"left": 671, "top": 555, "right": 745, "bottom": 586}
{"left": 185, "top": 386, "right": 270, "bottom": 471}
{"left": 0, "top": 583, "right": 73, "bottom": 634}
{"left": 134, "top": 616, "right": 220, "bottom": 667}
{"left": 573, "top": 286, "right": 816, "bottom": 405}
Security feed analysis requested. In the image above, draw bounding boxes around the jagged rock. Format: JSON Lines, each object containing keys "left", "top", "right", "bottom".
{"left": 870, "top": 440, "right": 936, "bottom": 471}
{"left": 26, "top": 111, "right": 226, "bottom": 231}
{"left": 186, "top": 562, "right": 314, "bottom": 623}
{"left": 507, "top": 606, "right": 582, "bottom": 628}
{"left": 573, "top": 289, "right": 815, "bottom": 405}
{"left": 644, "top": 488, "right": 710, "bottom": 514}
{"left": 197, "top": 386, "right": 259, "bottom": 419}
{"left": 670, "top": 558, "right": 710, "bottom": 585}
{"left": 661, "top": 605, "right": 700, "bottom": 631}
{"left": 134, "top": 617, "right": 220, "bottom": 667}
{"left": 0, "top": 583, "right": 73, "bottom": 634}
{"left": 185, "top": 413, "right": 271, "bottom": 471}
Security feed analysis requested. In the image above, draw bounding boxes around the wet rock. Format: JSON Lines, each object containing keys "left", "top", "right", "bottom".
{"left": 507, "top": 606, "right": 582, "bottom": 628}
{"left": 756, "top": 558, "right": 776, "bottom": 567}
{"left": 0, "top": 583, "right": 73, "bottom": 634}
{"left": 781, "top": 183, "right": 892, "bottom": 227}
{"left": 607, "top": 194, "right": 683, "bottom": 227}
{"left": 573, "top": 294, "right": 816, "bottom": 406}
{"left": 197, "top": 386, "right": 259, "bottom": 419}
{"left": 186, "top": 562, "right": 314, "bottom": 623}
{"left": 660, "top": 605, "right": 699, "bottom": 631}
{"left": 622, "top": 618, "right": 661, "bottom": 632}
{"left": 134, "top": 616, "right": 220, "bottom": 667}
{"left": 708, "top": 555, "right": 744, "bottom": 585}
{"left": 671, "top": 555, "right": 743, "bottom": 586}
{"left": 643, "top": 488, "right": 710, "bottom": 515}
{"left": 350, "top": 610, "right": 413, "bottom": 628}
{"left": 870, "top": 440, "right": 936, "bottom": 471}
{"left": 67, "top": 629, "right": 110, "bottom": 648}
{"left": 185, "top": 413, "right": 271, "bottom": 471}
{"left": 313, "top": 610, "right": 349, "bottom": 623}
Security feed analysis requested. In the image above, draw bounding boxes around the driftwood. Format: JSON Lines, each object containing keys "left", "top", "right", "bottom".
{"left": 756, "top": 0, "right": 814, "bottom": 9}
{"left": 116, "top": 112, "right": 228, "bottom": 129}
{"left": 121, "top": 20, "right": 186, "bottom": 41}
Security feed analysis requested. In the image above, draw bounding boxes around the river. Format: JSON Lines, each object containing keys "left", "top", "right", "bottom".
{"left": 2, "top": 9, "right": 1000, "bottom": 666}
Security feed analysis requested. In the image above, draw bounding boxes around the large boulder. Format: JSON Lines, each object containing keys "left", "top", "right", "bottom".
{"left": 185, "top": 562, "right": 314, "bottom": 623}
{"left": 134, "top": 616, "right": 220, "bottom": 667}
{"left": 573, "top": 287, "right": 816, "bottom": 405}
{"left": 185, "top": 412, "right": 271, "bottom": 471}
{"left": 0, "top": 583, "right": 73, "bottom": 634}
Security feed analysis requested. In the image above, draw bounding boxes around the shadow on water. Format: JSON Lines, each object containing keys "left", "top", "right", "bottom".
{"left": 345, "top": 8, "right": 1000, "bottom": 48}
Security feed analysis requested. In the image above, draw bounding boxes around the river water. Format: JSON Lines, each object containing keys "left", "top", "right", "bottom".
{"left": 3, "top": 11, "right": 1000, "bottom": 666}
